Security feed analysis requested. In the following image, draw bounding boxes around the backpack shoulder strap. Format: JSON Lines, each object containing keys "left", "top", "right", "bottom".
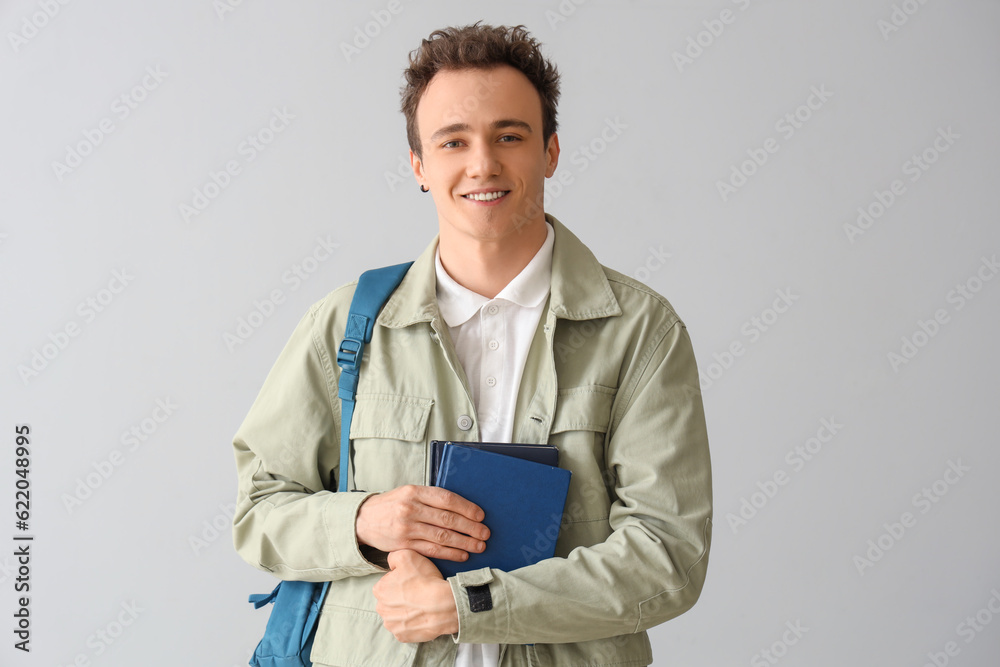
{"left": 335, "top": 261, "right": 413, "bottom": 493}
{"left": 245, "top": 262, "right": 413, "bottom": 654}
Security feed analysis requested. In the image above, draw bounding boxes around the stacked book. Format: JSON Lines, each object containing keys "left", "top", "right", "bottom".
{"left": 429, "top": 440, "right": 572, "bottom": 578}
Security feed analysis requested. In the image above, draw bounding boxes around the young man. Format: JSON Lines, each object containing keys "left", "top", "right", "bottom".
{"left": 233, "top": 22, "right": 712, "bottom": 667}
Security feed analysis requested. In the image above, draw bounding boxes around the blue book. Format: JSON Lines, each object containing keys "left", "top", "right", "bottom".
{"left": 431, "top": 443, "right": 571, "bottom": 578}
{"left": 429, "top": 440, "right": 559, "bottom": 485}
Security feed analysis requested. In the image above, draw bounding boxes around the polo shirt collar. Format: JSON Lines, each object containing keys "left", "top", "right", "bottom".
{"left": 434, "top": 220, "right": 554, "bottom": 327}
{"left": 377, "top": 213, "right": 621, "bottom": 329}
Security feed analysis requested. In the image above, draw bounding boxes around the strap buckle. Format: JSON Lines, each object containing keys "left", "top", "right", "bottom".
{"left": 337, "top": 337, "right": 363, "bottom": 371}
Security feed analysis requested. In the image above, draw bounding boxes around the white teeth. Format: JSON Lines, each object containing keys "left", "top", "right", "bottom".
{"left": 464, "top": 191, "right": 508, "bottom": 201}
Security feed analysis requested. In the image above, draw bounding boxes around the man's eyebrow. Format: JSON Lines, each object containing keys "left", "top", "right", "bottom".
{"left": 429, "top": 119, "right": 534, "bottom": 144}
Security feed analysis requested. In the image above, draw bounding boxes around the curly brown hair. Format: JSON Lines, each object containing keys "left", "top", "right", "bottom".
{"left": 400, "top": 21, "right": 561, "bottom": 160}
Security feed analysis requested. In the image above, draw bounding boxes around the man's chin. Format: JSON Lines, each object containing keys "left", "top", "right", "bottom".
{"left": 441, "top": 216, "right": 514, "bottom": 242}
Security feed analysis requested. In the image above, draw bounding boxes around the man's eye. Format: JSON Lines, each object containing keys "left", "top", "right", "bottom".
{"left": 443, "top": 140, "right": 462, "bottom": 148}
{"left": 499, "top": 135, "right": 521, "bottom": 143}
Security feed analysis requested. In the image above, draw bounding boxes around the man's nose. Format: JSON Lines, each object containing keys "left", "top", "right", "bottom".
{"left": 465, "top": 141, "right": 501, "bottom": 178}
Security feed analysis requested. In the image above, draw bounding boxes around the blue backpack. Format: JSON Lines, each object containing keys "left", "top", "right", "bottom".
{"left": 247, "top": 262, "right": 413, "bottom": 667}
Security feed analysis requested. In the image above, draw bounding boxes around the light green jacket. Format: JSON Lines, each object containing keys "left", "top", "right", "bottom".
{"left": 232, "top": 213, "right": 713, "bottom": 667}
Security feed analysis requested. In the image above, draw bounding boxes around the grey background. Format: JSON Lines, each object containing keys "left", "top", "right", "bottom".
{"left": 2, "top": 1, "right": 998, "bottom": 665}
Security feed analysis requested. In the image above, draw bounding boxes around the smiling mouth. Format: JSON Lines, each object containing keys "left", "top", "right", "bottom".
{"left": 462, "top": 191, "right": 510, "bottom": 202}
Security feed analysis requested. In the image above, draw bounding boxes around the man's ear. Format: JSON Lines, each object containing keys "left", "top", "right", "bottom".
{"left": 410, "top": 149, "right": 425, "bottom": 184}
{"left": 544, "top": 133, "right": 560, "bottom": 178}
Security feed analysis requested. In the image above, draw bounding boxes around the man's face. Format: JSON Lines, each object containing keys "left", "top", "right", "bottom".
{"left": 410, "top": 64, "right": 559, "bottom": 245}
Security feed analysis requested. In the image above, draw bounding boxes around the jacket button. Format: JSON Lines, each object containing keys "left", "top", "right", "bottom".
{"left": 457, "top": 415, "right": 473, "bottom": 431}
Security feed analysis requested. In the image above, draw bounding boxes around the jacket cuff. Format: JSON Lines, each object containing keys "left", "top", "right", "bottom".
{"left": 447, "top": 568, "right": 508, "bottom": 644}
{"left": 324, "top": 490, "right": 388, "bottom": 576}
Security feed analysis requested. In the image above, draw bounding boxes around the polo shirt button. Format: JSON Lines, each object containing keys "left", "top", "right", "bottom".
{"left": 457, "top": 415, "right": 473, "bottom": 431}
{"left": 488, "top": 339, "right": 499, "bottom": 350}
{"left": 486, "top": 376, "right": 496, "bottom": 387}
{"left": 487, "top": 304, "right": 499, "bottom": 315}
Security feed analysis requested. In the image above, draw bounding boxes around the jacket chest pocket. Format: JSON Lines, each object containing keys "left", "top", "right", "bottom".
{"left": 348, "top": 394, "right": 433, "bottom": 491}
{"left": 549, "top": 385, "right": 617, "bottom": 530}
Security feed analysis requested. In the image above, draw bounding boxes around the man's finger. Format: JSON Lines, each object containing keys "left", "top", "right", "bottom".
{"left": 412, "top": 520, "right": 486, "bottom": 555}
{"left": 407, "top": 539, "right": 478, "bottom": 563}
{"left": 429, "top": 506, "right": 490, "bottom": 541}
{"left": 386, "top": 548, "right": 414, "bottom": 570}
{"left": 417, "top": 485, "right": 486, "bottom": 522}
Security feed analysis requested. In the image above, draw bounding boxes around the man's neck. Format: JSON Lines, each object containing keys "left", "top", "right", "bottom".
{"left": 437, "top": 218, "right": 548, "bottom": 299}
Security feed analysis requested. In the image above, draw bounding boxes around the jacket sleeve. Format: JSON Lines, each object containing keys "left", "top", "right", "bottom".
{"left": 231, "top": 301, "right": 388, "bottom": 581}
{"left": 447, "top": 319, "right": 713, "bottom": 644}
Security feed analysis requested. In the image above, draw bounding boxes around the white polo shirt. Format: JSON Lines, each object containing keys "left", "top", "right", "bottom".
{"left": 434, "top": 220, "right": 554, "bottom": 667}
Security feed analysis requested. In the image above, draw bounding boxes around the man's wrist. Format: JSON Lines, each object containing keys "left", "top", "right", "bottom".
{"left": 348, "top": 491, "right": 389, "bottom": 572}
{"left": 435, "top": 577, "right": 460, "bottom": 637}
{"left": 354, "top": 491, "right": 378, "bottom": 547}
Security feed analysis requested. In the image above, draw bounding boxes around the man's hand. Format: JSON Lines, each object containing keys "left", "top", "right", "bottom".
{"left": 356, "top": 485, "right": 489, "bottom": 561}
{"left": 372, "top": 549, "right": 459, "bottom": 643}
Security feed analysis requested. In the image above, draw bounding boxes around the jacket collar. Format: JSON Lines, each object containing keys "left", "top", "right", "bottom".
{"left": 377, "top": 213, "right": 622, "bottom": 329}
